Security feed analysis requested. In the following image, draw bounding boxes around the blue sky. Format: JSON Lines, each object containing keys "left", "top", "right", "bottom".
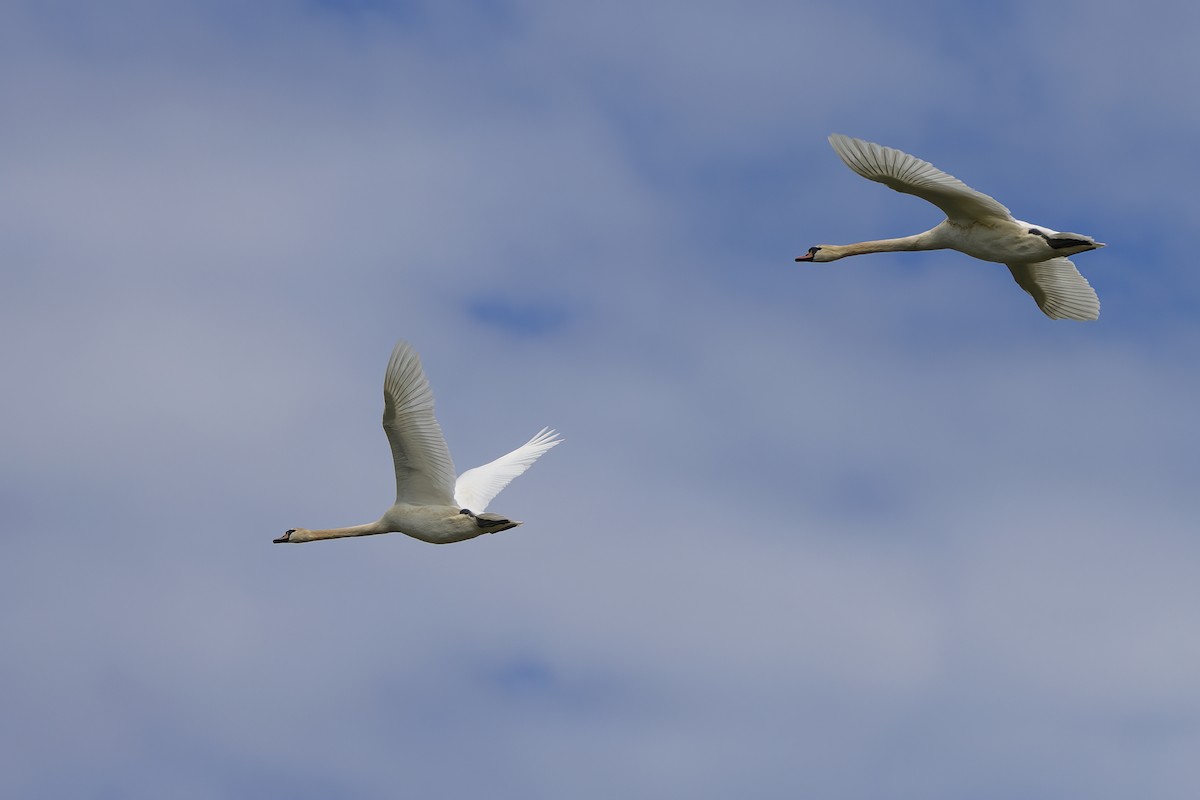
{"left": 2, "top": 0, "right": 1199, "bottom": 797}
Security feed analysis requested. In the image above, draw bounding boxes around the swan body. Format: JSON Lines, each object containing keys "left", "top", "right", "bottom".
{"left": 275, "top": 340, "right": 561, "bottom": 545}
{"left": 797, "top": 134, "right": 1104, "bottom": 321}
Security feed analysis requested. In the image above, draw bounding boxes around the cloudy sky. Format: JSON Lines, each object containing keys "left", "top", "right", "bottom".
{"left": 3, "top": 0, "right": 1199, "bottom": 797}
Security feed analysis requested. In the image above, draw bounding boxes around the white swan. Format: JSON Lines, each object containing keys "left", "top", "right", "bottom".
{"left": 797, "top": 134, "right": 1104, "bottom": 320}
{"left": 275, "top": 340, "right": 561, "bottom": 545}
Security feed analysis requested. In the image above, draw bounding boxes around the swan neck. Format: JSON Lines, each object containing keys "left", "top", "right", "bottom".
{"left": 308, "top": 520, "right": 389, "bottom": 540}
{"left": 841, "top": 234, "right": 934, "bottom": 256}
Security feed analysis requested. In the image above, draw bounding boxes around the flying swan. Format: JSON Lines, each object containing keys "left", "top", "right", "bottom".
{"left": 275, "top": 340, "right": 561, "bottom": 545}
{"left": 796, "top": 134, "right": 1104, "bottom": 320}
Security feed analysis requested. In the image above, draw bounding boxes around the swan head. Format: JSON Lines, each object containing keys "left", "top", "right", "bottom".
{"left": 795, "top": 245, "right": 845, "bottom": 263}
{"left": 273, "top": 528, "right": 314, "bottom": 544}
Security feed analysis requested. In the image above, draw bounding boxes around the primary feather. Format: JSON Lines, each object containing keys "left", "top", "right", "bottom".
{"left": 1006, "top": 258, "right": 1100, "bottom": 321}
{"left": 382, "top": 340, "right": 458, "bottom": 506}
{"left": 454, "top": 428, "right": 563, "bottom": 513}
{"left": 827, "top": 133, "right": 1013, "bottom": 222}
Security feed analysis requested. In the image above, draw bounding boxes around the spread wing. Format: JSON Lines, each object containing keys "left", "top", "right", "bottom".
{"left": 381, "top": 340, "right": 458, "bottom": 506}
{"left": 1006, "top": 258, "right": 1100, "bottom": 321}
{"left": 453, "top": 428, "right": 561, "bottom": 513}
{"left": 828, "top": 134, "right": 1013, "bottom": 223}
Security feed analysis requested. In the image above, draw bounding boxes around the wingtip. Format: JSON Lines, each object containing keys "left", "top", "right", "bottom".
{"left": 531, "top": 427, "right": 564, "bottom": 447}
{"left": 827, "top": 132, "right": 853, "bottom": 151}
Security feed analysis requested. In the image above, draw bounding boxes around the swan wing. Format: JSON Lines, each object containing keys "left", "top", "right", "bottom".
{"left": 382, "top": 340, "right": 459, "bottom": 506}
{"left": 1006, "top": 258, "right": 1100, "bottom": 321}
{"left": 828, "top": 134, "right": 1012, "bottom": 223}
{"left": 453, "top": 428, "right": 561, "bottom": 513}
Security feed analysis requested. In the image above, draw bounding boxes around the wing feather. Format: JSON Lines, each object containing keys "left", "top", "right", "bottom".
{"left": 381, "top": 340, "right": 458, "bottom": 505}
{"left": 1006, "top": 258, "right": 1100, "bottom": 321}
{"left": 454, "top": 428, "right": 562, "bottom": 513}
{"left": 828, "top": 134, "right": 1013, "bottom": 223}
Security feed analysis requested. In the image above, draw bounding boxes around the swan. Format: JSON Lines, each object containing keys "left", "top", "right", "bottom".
{"left": 796, "top": 134, "right": 1104, "bottom": 320}
{"left": 274, "top": 339, "right": 561, "bottom": 545}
